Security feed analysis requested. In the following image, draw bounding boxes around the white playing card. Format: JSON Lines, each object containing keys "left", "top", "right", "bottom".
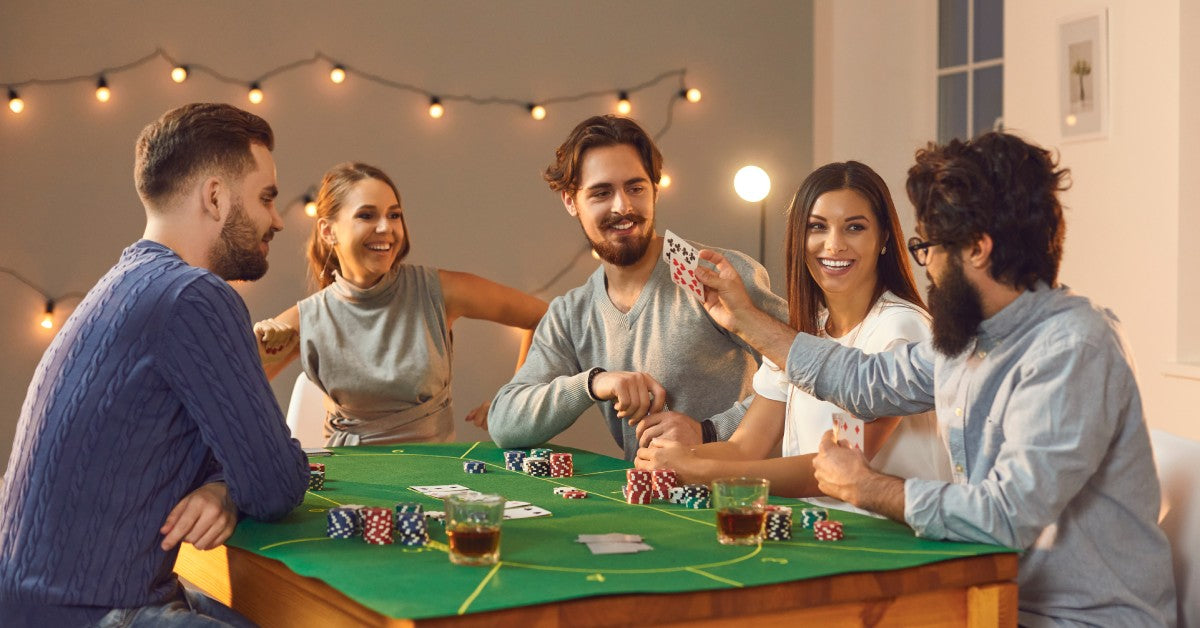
{"left": 663, "top": 229, "right": 705, "bottom": 301}
{"left": 577, "top": 533, "right": 643, "bottom": 544}
{"left": 503, "top": 505, "right": 552, "bottom": 520}
{"left": 831, "top": 412, "right": 865, "bottom": 452}
{"left": 504, "top": 500, "right": 531, "bottom": 509}
{"left": 409, "top": 484, "right": 471, "bottom": 497}
{"left": 585, "top": 542, "right": 654, "bottom": 555}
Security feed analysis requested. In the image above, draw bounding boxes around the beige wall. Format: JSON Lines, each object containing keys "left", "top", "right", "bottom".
{"left": 0, "top": 1, "right": 813, "bottom": 467}
{"left": 814, "top": 0, "right": 1198, "bottom": 439}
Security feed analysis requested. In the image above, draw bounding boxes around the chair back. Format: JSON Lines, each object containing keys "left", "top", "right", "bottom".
{"left": 285, "top": 372, "right": 327, "bottom": 448}
{"left": 1152, "top": 428, "right": 1200, "bottom": 627}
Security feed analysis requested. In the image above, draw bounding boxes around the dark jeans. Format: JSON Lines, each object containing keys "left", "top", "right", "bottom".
{"left": 96, "top": 581, "right": 256, "bottom": 628}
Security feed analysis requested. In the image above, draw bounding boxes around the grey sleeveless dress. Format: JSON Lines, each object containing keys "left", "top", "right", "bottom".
{"left": 298, "top": 265, "right": 454, "bottom": 445}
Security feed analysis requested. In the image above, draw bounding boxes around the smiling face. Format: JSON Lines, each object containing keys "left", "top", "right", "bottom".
{"left": 804, "top": 188, "right": 885, "bottom": 303}
{"left": 321, "top": 177, "right": 406, "bottom": 288}
{"left": 562, "top": 143, "right": 656, "bottom": 266}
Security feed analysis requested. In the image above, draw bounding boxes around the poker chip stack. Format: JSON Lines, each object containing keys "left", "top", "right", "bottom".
{"left": 651, "top": 469, "right": 678, "bottom": 500}
{"left": 668, "top": 486, "right": 687, "bottom": 504}
{"left": 549, "top": 452, "right": 574, "bottom": 477}
{"left": 325, "top": 506, "right": 362, "bottom": 539}
{"left": 463, "top": 460, "right": 486, "bottom": 474}
{"left": 361, "top": 507, "right": 394, "bottom": 545}
{"left": 562, "top": 490, "right": 588, "bottom": 499}
{"left": 680, "top": 484, "right": 711, "bottom": 508}
{"left": 308, "top": 469, "right": 325, "bottom": 491}
{"left": 522, "top": 456, "right": 551, "bottom": 477}
{"left": 813, "top": 519, "right": 844, "bottom": 541}
{"left": 624, "top": 469, "right": 653, "bottom": 504}
{"left": 504, "top": 449, "right": 527, "bottom": 472}
{"left": 529, "top": 447, "right": 553, "bottom": 458}
{"left": 765, "top": 505, "right": 793, "bottom": 541}
{"left": 799, "top": 507, "right": 829, "bottom": 530}
{"left": 394, "top": 502, "right": 423, "bottom": 524}
{"left": 308, "top": 462, "right": 325, "bottom": 473}
{"left": 395, "top": 512, "right": 429, "bottom": 546}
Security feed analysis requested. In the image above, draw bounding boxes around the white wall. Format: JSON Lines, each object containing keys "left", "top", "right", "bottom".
{"left": 814, "top": 0, "right": 1199, "bottom": 440}
{"left": 0, "top": 0, "right": 813, "bottom": 467}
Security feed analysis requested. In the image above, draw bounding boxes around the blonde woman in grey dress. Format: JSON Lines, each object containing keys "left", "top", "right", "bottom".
{"left": 254, "top": 162, "right": 547, "bottom": 445}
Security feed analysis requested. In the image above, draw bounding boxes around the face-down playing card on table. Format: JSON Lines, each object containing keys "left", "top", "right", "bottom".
{"left": 663, "top": 229, "right": 705, "bottom": 301}
{"left": 831, "top": 412, "right": 865, "bottom": 452}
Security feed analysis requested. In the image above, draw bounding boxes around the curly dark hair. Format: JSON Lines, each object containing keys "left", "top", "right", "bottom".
{"left": 544, "top": 115, "right": 662, "bottom": 197}
{"left": 905, "top": 132, "right": 1071, "bottom": 290}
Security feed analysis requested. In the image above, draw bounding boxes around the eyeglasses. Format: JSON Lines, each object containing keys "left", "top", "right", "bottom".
{"left": 907, "top": 237, "right": 941, "bottom": 267}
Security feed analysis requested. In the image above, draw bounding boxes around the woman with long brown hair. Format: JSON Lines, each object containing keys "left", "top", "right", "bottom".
{"left": 636, "top": 161, "right": 949, "bottom": 507}
{"left": 254, "top": 162, "right": 546, "bottom": 445}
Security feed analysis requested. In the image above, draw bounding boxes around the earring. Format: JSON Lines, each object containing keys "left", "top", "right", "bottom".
{"left": 880, "top": 245, "right": 887, "bottom": 255}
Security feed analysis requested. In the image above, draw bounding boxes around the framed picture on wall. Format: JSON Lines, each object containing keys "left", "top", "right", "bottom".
{"left": 1059, "top": 9, "right": 1109, "bottom": 141}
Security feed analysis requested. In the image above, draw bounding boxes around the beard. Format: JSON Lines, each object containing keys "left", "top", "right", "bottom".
{"left": 209, "top": 197, "right": 270, "bottom": 281}
{"left": 583, "top": 212, "right": 653, "bottom": 267}
{"left": 927, "top": 254, "right": 985, "bottom": 357}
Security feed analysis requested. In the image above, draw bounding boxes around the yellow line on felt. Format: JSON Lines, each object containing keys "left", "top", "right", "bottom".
{"left": 260, "top": 537, "right": 333, "bottom": 551}
{"left": 306, "top": 491, "right": 343, "bottom": 508}
{"left": 458, "top": 442, "right": 482, "bottom": 459}
{"left": 685, "top": 566, "right": 743, "bottom": 588}
{"left": 572, "top": 468, "right": 628, "bottom": 477}
{"left": 457, "top": 561, "right": 503, "bottom": 615}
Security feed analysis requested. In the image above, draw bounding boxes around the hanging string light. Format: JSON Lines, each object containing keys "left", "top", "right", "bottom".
{"left": 39, "top": 301, "right": 55, "bottom": 329}
{"left": 7, "top": 88, "right": 23, "bottom": 113}
{"left": 659, "top": 173, "right": 672, "bottom": 188}
{"left": 329, "top": 65, "right": 346, "bottom": 84}
{"left": 681, "top": 87, "right": 702, "bottom": 103}
{"left": 428, "top": 96, "right": 444, "bottom": 119}
{"left": 528, "top": 103, "right": 547, "bottom": 120}
{"left": 95, "top": 76, "right": 111, "bottom": 103}
{"left": 303, "top": 193, "right": 318, "bottom": 217}
{"left": 171, "top": 65, "right": 189, "bottom": 83}
{"left": 616, "top": 91, "right": 632, "bottom": 115}
{"left": 247, "top": 82, "right": 264, "bottom": 104}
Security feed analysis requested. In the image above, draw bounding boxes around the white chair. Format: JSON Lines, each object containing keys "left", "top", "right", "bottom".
{"left": 285, "top": 372, "right": 328, "bottom": 448}
{"left": 1151, "top": 429, "right": 1200, "bottom": 627}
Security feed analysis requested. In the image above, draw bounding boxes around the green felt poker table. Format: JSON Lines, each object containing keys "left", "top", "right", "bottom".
{"left": 174, "top": 442, "right": 1018, "bottom": 626}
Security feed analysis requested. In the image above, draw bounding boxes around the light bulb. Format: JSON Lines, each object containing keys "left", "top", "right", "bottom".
{"left": 428, "top": 97, "right": 444, "bottom": 119}
{"left": 171, "top": 65, "right": 189, "bottom": 83}
{"left": 734, "top": 165, "right": 771, "bottom": 203}
{"left": 248, "top": 83, "right": 264, "bottom": 104}
{"left": 303, "top": 195, "right": 318, "bottom": 217}
{"left": 330, "top": 65, "right": 346, "bottom": 84}
{"left": 40, "top": 301, "right": 55, "bottom": 330}
{"left": 528, "top": 104, "right": 547, "bottom": 121}
{"left": 659, "top": 173, "right": 672, "bottom": 188}
{"left": 685, "top": 88, "right": 702, "bottom": 103}
{"left": 616, "top": 92, "right": 632, "bottom": 115}
{"left": 1065, "top": 114, "right": 1078, "bottom": 127}
{"left": 8, "top": 89, "right": 23, "bottom": 114}
{"left": 95, "top": 77, "right": 110, "bottom": 103}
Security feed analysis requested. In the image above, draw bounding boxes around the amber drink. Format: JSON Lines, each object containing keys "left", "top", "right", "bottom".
{"left": 444, "top": 492, "right": 505, "bottom": 565}
{"left": 712, "top": 477, "right": 769, "bottom": 545}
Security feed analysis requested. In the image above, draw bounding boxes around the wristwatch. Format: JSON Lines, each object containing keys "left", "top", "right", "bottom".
{"left": 585, "top": 367, "right": 606, "bottom": 401}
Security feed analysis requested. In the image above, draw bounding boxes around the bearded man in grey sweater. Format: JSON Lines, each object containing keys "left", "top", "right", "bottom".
{"left": 489, "top": 115, "right": 786, "bottom": 460}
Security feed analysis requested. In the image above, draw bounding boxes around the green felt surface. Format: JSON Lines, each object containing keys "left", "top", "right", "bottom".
{"left": 227, "top": 442, "right": 1013, "bottom": 620}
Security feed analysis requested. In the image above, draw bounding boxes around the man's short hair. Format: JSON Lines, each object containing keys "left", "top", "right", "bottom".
{"left": 134, "top": 103, "right": 274, "bottom": 208}
{"left": 906, "top": 132, "right": 1071, "bottom": 290}
{"left": 544, "top": 115, "right": 662, "bottom": 197}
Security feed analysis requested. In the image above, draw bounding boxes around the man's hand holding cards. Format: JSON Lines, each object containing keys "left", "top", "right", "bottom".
{"left": 831, "top": 412, "right": 865, "bottom": 452}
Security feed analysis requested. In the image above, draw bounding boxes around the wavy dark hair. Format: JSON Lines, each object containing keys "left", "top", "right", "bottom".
{"left": 784, "top": 161, "right": 925, "bottom": 334}
{"left": 906, "top": 132, "right": 1071, "bottom": 290}
{"left": 544, "top": 115, "right": 662, "bottom": 197}
{"left": 306, "top": 162, "right": 411, "bottom": 290}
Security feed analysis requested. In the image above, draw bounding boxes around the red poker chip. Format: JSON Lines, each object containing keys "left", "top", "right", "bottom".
{"left": 562, "top": 490, "right": 588, "bottom": 499}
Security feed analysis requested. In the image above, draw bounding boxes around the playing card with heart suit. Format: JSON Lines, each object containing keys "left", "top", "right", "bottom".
{"left": 662, "top": 229, "right": 705, "bottom": 301}
{"left": 831, "top": 412, "right": 865, "bottom": 452}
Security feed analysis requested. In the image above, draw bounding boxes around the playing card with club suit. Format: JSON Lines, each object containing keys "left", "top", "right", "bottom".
{"left": 831, "top": 412, "right": 865, "bottom": 452}
{"left": 663, "top": 230, "right": 705, "bottom": 301}
{"left": 503, "top": 505, "right": 553, "bottom": 520}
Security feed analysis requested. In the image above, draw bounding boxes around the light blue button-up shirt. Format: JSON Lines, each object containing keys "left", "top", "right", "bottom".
{"left": 786, "top": 284, "right": 1176, "bottom": 627}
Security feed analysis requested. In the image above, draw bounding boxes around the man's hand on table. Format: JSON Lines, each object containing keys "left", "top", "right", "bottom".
{"left": 160, "top": 481, "right": 237, "bottom": 551}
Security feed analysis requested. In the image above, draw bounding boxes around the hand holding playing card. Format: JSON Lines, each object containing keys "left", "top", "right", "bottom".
{"left": 812, "top": 429, "right": 871, "bottom": 505}
{"left": 831, "top": 412, "right": 865, "bottom": 452}
{"left": 692, "top": 249, "right": 757, "bottom": 335}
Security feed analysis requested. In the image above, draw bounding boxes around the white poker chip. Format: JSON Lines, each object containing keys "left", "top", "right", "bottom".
{"left": 553, "top": 486, "right": 581, "bottom": 495}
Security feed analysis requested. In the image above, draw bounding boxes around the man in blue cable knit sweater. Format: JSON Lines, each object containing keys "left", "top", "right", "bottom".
{"left": 0, "top": 103, "right": 309, "bottom": 626}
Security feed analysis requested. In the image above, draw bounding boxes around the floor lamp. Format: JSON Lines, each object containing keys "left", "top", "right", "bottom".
{"left": 734, "top": 165, "right": 772, "bottom": 265}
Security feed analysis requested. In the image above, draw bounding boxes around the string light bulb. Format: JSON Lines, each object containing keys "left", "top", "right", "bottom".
{"left": 680, "top": 87, "right": 702, "bottom": 103}
{"left": 659, "top": 173, "right": 672, "bottom": 188}
{"left": 330, "top": 65, "right": 346, "bottom": 84}
{"left": 616, "top": 91, "right": 632, "bottom": 115}
{"left": 7, "top": 88, "right": 23, "bottom": 113}
{"left": 248, "top": 83, "right": 264, "bottom": 104}
{"left": 95, "top": 77, "right": 111, "bottom": 103}
{"left": 428, "top": 97, "right": 444, "bottom": 119}
{"left": 303, "top": 194, "right": 318, "bottom": 217}
{"left": 528, "top": 103, "right": 547, "bottom": 121}
{"left": 171, "top": 65, "right": 189, "bottom": 83}
{"left": 40, "top": 300, "right": 55, "bottom": 330}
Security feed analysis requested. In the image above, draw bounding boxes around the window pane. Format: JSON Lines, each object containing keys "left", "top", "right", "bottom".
{"left": 974, "top": 0, "right": 1004, "bottom": 61}
{"left": 973, "top": 65, "right": 1003, "bottom": 135}
{"left": 939, "top": 0, "right": 969, "bottom": 68}
{"left": 938, "top": 72, "right": 968, "bottom": 142}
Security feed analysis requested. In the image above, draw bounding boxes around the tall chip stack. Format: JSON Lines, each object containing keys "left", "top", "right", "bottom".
{"left": 308, "top": 469, "right": 325, "bottom": 491}
{"left": 651, "top": 469, "right": 678, "bottom": 500}
{"left": 813, "top": 520, "right": 844, "bottom": 541}
{"left": 361, "top": 507, "right": 394, "bottom": 545}
{"left": 326, "top": 506, "right": 362, "bottom": 539}
{"left": 765, "top": 505, "right": 793, "bottom": 541}
{"left": 503, "top": 450, "right": 526, "bottom": 472}
{"left": 624, "top": 469, "right": 653, "bottom": 504}
{"left": 549, "top": 452, "right": 573, "bottom": 477}
{"left": 395, "top": 512, "right": 429, "bottom": 546}
{"left": 523, "top": 456, "right": 551, "bottom": 477}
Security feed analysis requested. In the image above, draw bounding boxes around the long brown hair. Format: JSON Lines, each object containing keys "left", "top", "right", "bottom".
{"left": 306, "top": 162, "right": 411, "bottom": 290}
{"left": 783, "top": 161, "right": 925, "bottom": 334}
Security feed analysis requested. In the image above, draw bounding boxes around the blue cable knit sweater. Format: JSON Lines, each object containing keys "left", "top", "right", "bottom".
{"left": 0, "top": 240, "right": 309, "bottom": 625}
